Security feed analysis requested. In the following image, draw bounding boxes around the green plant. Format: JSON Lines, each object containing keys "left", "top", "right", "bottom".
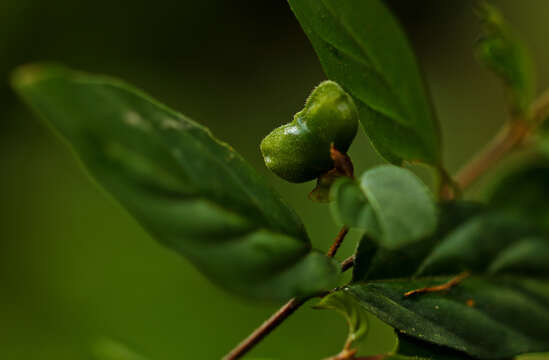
{"left": 10, "top": 1, "right": 549, "bottom": 359}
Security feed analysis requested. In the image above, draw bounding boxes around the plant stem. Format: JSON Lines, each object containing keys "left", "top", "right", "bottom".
{"left": 453, "top": 119, "right": 529, "bottom": 190}
{"left": 340, "top": 255, "right": 355, "bottom": 272}
{"left": 222, "top": 297, "right": 304, "bottom": 360}
{"left": 222, "top": 225, "right": 350, "bottom": 360}
{"left": 327, "top": 227, "right": 349, "bottom": 258}
{"left": 453, "top": 87, "right": 549, "bottom": 192}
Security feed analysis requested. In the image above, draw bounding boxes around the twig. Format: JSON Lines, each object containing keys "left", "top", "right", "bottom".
{"left": 327, "top": 227, "right": 349, "bottom": 258}
{"left": 340, "top": 255, "right": 355, "bottom": 273}
{"left": 222, "top": 297, "right": 304, "bottom": 360}
{"left": 453, "top": 120, "right": 529, "bottom": 190}
{"left": 403, "top": 271, "right": 471, "bottom": 297}
{"left": 453, "top": 87, "right": 549, "bottom": 192}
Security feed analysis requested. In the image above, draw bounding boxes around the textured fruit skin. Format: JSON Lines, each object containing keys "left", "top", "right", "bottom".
{"left": 260, "top": 81, "right": 358, "bottom": 183}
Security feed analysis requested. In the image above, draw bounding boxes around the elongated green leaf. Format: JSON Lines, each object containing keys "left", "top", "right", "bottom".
{"left": 12, "top": 64, "right": 339, "bottom": 301}
{"left": 287, "top": 0, "right": 440, "bottom": 165}
{"left": 346, "top": 276, "right": 549, "bottom": 359}
{"left": 323, "top": 208, "right": 549, "bottom": 359}
{"left": 331, "top": 165, "right": 437, "bottom": 250}
{"left": 475, "top": 2, "right": 534, "bottom": 115}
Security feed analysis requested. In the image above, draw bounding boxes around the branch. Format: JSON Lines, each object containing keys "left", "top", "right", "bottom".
{"left": 453, "top": 88, "right": 549, "bottom": 191}
{"left": 327, "top": 227, "right": 349, "bottom": 257}
{"left": 340, "top": 254, "right": 355, "bottom": 272}
{"left": 453, "top": 120, "right": 529, "bottom": 190}
{"left": 222, "top": 297, "right": 304, "bottom": 360}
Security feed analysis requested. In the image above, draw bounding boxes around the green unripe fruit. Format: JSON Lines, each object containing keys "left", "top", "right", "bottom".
{"left": 260, "top": 81, "right": 359, "bottom": 183}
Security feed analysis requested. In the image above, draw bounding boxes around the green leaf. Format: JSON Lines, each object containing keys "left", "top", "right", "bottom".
{"left": 353, "top": 202, "right": 482, "bottom": 282}
{"left": 489, "top": 162, "right": 549, "bottom": 230}
{"left": 316, "top": 290, "right": 370, "bottom": 355}
{"left": 11, "top": 64, "right": 339, "bottom": 301}
{"left": 331, "top": 165, "right": 437, "bottom": 250}
{"left": 287, "top": 0, "right": 440, "bottom": 165}
{"left": 414, "top": 211, "right": 545, "bottom": 277}
{"left": 475, "top": 2, "right": 535, "bottom": 115}
{"left": 323, "top": 209, "right": 549, "bottom": 359}
{"left": 344, "top": 276, "right": 549, "bottom": 359}
{"left": 396, "top": 334, "right": 474, "bottom": 360}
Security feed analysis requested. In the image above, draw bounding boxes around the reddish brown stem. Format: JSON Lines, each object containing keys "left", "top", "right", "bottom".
{"left": 222, "top": 297, "right": 303, "bottom": 360}
{"left": 450, "top": 87, "right": 549, "bottom": 193}
{"left": 327, "top": 227, "right": 349, "bottom": 258}
{"left": 454, "top": 120, "right": 529, "bottom": 191}
{"left": 340, "top": 255, "right": 355, "bottom": 273}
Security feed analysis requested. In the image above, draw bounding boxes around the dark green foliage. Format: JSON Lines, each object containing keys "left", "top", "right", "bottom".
{"left": 11, "top": 64, "right": 339, "bottom": 301}
{"left": 9, "top": 1, "right": 549, "bottom": 359}
{"left": 352, "top": 202, "right": 483, "bottom": 283}
{"left": 322, "top": 204, "right": 549, "bottom": 359}
{"left": 490, "top": 162, "right": 549, "bottom": 231}
{"left": 331, "top": 165, "right": 437, "bottom": 250}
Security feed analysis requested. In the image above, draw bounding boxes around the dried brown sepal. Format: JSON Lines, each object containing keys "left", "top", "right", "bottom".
{"left": 309, "top": 168, "right": 346, "bottom": 202}
{"left": 331, "top": 143, "right": 354, "bottom": 178}
{"left": 309, "top": 145, "right": 354, "bottom": 203}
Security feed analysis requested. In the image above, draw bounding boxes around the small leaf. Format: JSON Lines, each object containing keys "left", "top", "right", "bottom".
{"left": 353, "top": 202, "right": 482, "bottom": 283}
{"left": 316, "top": 290, "right": 370, "bottom": 356}
{"left": 331, "top": 165, "right": 437, "bottom": 250}
{"left": 316, "top": 293, "right": 473, "bottom": 360}
{"left": 12, "top": 64, "right": 339, "bottom": 301}
{"left": 330, "top": 178, "right": 381, "bottom": 236}
{"left": 287, "top": 0, "right": 441, "bottom": 165}
{"left": 475, "top": 2, "right": 535, "bottom": 115}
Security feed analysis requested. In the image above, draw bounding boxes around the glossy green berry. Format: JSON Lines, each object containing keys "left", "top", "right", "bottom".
{"left": 260, "top": 81, "right": 358, "bottom": 183}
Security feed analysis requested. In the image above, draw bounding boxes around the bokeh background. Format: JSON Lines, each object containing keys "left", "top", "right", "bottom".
{"left": 2, "top": 1, "right": 549, "bottom": 359}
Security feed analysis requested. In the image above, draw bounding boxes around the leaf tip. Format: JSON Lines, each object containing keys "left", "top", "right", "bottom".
{"left": 11, "top": 63, "right": 69, "bottom": 92}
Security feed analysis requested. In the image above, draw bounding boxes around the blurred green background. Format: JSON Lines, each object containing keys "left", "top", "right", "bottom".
{"left": 2, "top": 1, "right": 549, "bottom": 359}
